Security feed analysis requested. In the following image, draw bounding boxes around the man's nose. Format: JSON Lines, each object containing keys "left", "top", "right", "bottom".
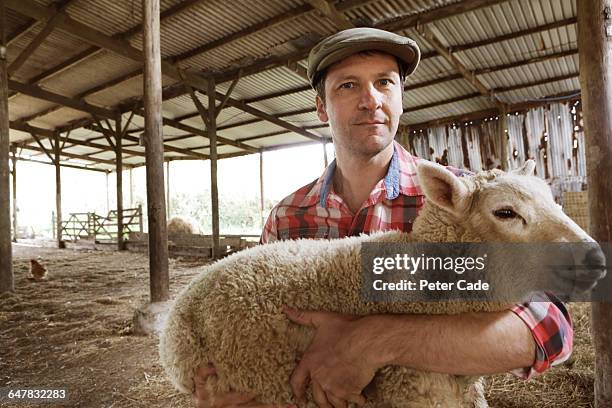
{"left": 358, "top": 83, "right": 382, "bottom": 111}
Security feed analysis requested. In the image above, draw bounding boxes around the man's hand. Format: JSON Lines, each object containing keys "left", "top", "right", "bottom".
{"left": 192, "top": 364, "right": 288, "bottom": 408}
{"left": 284, "top": 307, "right": 373, "bottom": 408}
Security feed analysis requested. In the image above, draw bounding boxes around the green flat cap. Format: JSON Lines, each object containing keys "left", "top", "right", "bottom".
{"left": 307, "top": 27, "right": 421, "bottom": 87}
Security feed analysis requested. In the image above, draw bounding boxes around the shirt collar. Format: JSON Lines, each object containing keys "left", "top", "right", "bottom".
{"left": 297, "top": 141, "right": 420, "bottom": 208}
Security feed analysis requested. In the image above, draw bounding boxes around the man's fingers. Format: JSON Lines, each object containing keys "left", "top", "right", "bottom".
{"left": 283, "top": 307, "right": 319, "bottom": 327}
{"left": 289, "top": 360, "right": 310, "bottom": 401}
{"left": 312, "top": 381, "right": 332, "bottom": 408}
{"left": 194, "top": 363, "right": 216, "bottom": 385}
{"left": 326, "top": 392, "right": 347, "bottom": 408}
{"left": 345, "top": 393, "right": 367, "bottom": 406}
{"left": 213, "top": 391, "right": 257, "bottom": 406}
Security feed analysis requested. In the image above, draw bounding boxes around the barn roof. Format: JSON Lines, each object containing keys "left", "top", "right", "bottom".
{"left": 4, "top": 0, "right": 580, "bottom": 172}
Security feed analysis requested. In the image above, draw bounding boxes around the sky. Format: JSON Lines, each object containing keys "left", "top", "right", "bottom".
{"left": 10, "top": 143, "right": 336, "bottom": 237}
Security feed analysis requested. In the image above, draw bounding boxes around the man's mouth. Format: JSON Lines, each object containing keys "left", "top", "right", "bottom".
{"left": 354, "top": 121, "right": 385, "bottom": 125}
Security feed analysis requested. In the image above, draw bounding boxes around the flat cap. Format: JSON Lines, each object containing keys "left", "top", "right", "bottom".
{"left": 307, "top": 27, "right": 421, "bottom": 87}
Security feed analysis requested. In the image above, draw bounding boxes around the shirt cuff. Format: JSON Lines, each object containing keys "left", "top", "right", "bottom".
{"left": 509, "top": 292, "right": 573, "bottom": 379}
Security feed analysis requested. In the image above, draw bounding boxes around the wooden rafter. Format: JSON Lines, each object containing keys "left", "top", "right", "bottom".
{"left": 5, "top": 0, "right": 74, "bottom": 47}
{"left": 7, "top": 11, "right": 62, "bottom": 76}
{"left": 12, "top": 154, "right": 109, "bottom": 172}
{"left": 8, "top": 79, "right": 116, "bottom": 118}
{"left": 308, "top": 0, "right": 354, "bottom": 30}
{"left": 415, "top": 25, "right": 505, "bottom": 110}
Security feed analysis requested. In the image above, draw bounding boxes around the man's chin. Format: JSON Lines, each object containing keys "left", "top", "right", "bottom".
{"left": 349, "top": 135, "right": 393, "bottom": 156}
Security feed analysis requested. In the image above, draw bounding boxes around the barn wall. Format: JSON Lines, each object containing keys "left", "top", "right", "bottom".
{"left": 398, "top": 101, "right": 585, "bottom": 200}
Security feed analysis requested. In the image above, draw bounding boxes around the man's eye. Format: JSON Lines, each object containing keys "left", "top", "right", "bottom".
{"left": 379, "top": 78, "right": 392, "bottom": 86}
{"left": 339, "top": 82, "right": 354, "bottom": 89}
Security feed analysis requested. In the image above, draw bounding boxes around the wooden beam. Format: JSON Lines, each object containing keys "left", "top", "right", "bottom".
{"left": 0, "top": 0, "right": 14, "bottom": 293}
{"left": 17, "top": 69, "right": 143, "bottom": 123}
{"left": 215, "top": 73, "right": 241, "bottom": 117}
{"left": 379, "top": 0, "right": 511, "bottom": 32}
{"left": 5, "top": 0, "right": 74, "bottom": 47}
{"left": 216, "top": 0, "right": 512, "bottom": 84}
{"left": 4, "top": 0, "right": 209, "bottom": 91}
{"left": 7, "top": 10, "right": 62, "bottom": 76}
{"left": 577, "top": 1, "right": 612, "bottom": 406}
{"left": 12, "top": 153, "right": 109, "bottom": 172}
{"left": 53, "top": 131, "right": 62, "bottom": 248}
{"left": 208, "top": 77, "right": 220, "bottom": 259}
{"left": 219, "top": 94, "right": 324, "bottom": 141}
{"left": 145, "top": 108, "right": 258, "bottom": 153}
{"left": 492, "top": 72, "right": 578, "bottom": 94}
{"left": 406, "top": 49, "right": 578, "bottom": 92}
{"left": 143, "top": 0, "right": 169, "bottom": 302}
{"left": 416, "top": 25, "right": 505, "bottom": 110}
{"left": 17, "top": 143, "right": 116, "bottom": 165}
{"left": 115, "top": 116, "right": 124, "bottom": 250}
{"left": 8, "top": 79, "right": 116, "bottom": 118}
{"left": 404, "top": 92, "right": 482, "bottom": 113}
{"left": 448, "top": 17, "right": 577, "bottom": 54}
{"left": 28, "top": 131, "right": 55, "bottom": 162}
{"left": 308, "top": 0, "right": 354, "bottom": 30}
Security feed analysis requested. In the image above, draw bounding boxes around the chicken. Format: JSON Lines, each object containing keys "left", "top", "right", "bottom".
{"left": 29, "top": 259, "right": 47, "bottom": 281}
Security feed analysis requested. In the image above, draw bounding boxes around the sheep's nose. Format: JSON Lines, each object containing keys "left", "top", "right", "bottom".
{"left": 580, "top": 246, "right": 607, "bottom": 282}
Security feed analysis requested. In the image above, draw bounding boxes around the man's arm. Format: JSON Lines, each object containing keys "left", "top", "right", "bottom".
{"left": 358, "top": 310, "right": 535, "bottom": 375}
{"left": 286, "top": 300, "right": 572, "bottom": 404}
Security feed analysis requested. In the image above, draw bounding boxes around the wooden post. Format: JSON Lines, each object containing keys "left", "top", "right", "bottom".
{"left": 259, "top": 151, "right": 264, "bottom": 228}
{"left": 208, "top": 78, "right": 220, "bottom": 258}
{"left": 577, "top": 1, "right": 612, "bottom": 406}
{"left": 143, "top": 0, "right": 169, "bottom": 302}
{"left": 0, "top": 1, "right": 14, "bottom": 293}
{"left": 10, "top": 146, "right": 16, "bottom": 243}
{"left": 115, "top": 116, "right": 124, "bottom": 250}
{"left": 165, "top": 160, "right": 170, "bottom": 218}
{"left": 53, "top": 131, "right": 63, "bottom": 248}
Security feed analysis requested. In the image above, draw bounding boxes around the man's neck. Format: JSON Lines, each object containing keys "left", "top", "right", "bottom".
{"left": 333, "top": 143, "right": 394, "bottom": 214}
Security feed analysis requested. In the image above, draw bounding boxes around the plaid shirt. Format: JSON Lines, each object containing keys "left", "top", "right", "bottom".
{"left": 261, "top": 141, "right": 572, "bottom": 379}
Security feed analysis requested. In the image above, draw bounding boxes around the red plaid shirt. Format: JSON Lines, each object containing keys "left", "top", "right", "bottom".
{"left": 261, "top": 140, "right": 573, "bottom": 379}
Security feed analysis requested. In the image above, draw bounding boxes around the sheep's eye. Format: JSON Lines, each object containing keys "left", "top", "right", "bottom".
{"left": 493, "top": 208, "right": 518, "bottom": 219}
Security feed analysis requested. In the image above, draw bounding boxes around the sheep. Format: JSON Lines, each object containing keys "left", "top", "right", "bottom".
{"left": 159, "top": 160, "right": 605, "bottom": 407}
{"left": 167, "top": 217, "right": 196, "bottom": 235}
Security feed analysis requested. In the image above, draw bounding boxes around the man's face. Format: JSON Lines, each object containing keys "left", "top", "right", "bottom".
{"left": 316, "top": 52, "right": 404, "bottom": 158}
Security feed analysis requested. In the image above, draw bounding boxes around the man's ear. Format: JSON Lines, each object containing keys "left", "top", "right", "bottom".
{"left": 417, "top": 161, "right": 470, "bottom": 215}
{"left": 316, "top": 95, "right": 329, "bottom": 123}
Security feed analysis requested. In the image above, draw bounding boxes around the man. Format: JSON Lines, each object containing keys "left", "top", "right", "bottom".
{"left": 192, "top": 28, "right": 572, "bottom": 408}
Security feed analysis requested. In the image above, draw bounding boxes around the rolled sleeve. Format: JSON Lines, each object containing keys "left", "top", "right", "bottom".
{"left": 509, "top": 292, "right": 573, "bottom": 379}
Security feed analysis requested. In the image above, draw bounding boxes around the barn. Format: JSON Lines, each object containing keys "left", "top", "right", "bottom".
{"left": 0, "top": 0, "right": 610, "bottom": 406}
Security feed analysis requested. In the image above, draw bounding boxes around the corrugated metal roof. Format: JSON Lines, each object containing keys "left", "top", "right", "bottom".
{"left": 5, "top": 0, "right": 588, "bottom": 171}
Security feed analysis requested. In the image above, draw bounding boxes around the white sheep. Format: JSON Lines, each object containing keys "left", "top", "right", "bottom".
{"left": 159, "top": 161, "right": 603, "bottom": 407}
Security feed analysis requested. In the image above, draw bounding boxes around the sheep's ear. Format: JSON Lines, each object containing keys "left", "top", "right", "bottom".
{"left": 512, "top": 159, "right": 536, "bottom": 176}
{"left": 417, "top": 161, "right": 469, "bottom": 215}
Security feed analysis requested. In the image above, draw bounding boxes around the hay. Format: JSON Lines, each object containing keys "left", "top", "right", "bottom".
{"left": 485, "top": 303, "right": 594, "bottom": 407}
{"left": 1, "top": 245, "right": 596, "bottom": 407}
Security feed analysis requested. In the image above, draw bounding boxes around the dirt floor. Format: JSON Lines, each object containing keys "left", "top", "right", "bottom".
{"left": 0, "top": 243, "right": 596, "bottom": 408}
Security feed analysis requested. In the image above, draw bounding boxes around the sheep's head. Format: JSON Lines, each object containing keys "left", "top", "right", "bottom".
{"left": 416, "top": 160, "right": 591, "bottom": 243}
{"left": 415, "top": 160, "right": 607, "bottom": 297}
